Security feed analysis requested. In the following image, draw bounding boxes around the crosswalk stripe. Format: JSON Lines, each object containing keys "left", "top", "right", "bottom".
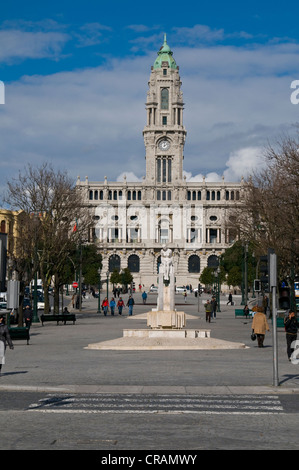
{"left": 27, "top": 393, "right": 284, "bottom": 415}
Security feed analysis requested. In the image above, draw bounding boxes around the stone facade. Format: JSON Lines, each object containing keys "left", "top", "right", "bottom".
{"left": 76, "top": 36, "right": 243, "bottom": 289}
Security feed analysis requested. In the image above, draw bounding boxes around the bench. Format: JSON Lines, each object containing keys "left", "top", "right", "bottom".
{"left": 8, "top": 327, "right": 30, "bottom": 345}
{"left": 40, "top": 314, "right": 76, "bottom": 326}
{"left": 235, "top": 309, "right": 252, "bottom": 318}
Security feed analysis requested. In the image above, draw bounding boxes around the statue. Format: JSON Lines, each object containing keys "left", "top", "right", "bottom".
{"left": 160, "top": 244, "right": 173, "bottom": 281}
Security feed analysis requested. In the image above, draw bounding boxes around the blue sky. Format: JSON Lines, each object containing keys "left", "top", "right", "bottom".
{"left": 1, "top": 0, "right": 299, "bottom": 197}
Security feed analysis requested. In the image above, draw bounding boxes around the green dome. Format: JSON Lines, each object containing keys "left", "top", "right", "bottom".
{"left": 153, "top": 34, "right": 177, "bottom": 70}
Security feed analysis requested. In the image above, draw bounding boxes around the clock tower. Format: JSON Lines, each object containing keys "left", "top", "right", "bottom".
{"left": 143, "top": 35, "right": 187, "bottom": 187}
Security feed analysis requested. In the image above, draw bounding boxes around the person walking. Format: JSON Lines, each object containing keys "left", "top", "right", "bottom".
{"left": 109, "top": 297, "right": 116, "bottom": 316}
{"left": 251, "top": 307, "right": 270, "bottom": 348}
{"left": 101, "top": 297, "right": 109, "bottom": 316}
{"left": 211, "top": 296, "right": 217, "bottom": 319}
{"left": 127, "top": 295, "right": 135, "bottom": 316}
{"left": 0, "top": 314, "right": 14, "bottom": 376}
{"left": 24, "top": 304, "right": 33, "bottom": 329}
{"left": 142, "top": 291, "right": 147, "bottom": 304}
{"left": 243, "top": 304, "right": 250, "bottom": 319}
{"left": 284, "top": 311, "right": 299, "bottom": 361}
{"left": 204, "top": 300, "right": 212, "bottom": 323}
{"left": 227, "top": 292, "right": 233, "bottom": 305}
{"left": 183, "top": 292, "right": 187, "bottom": 303}
{"left": 117, "top": 297, "right": 125, "bottom": 315}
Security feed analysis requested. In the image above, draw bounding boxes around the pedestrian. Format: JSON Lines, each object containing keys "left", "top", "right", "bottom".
{"left": 243, "top": 304, "right": 250, "bottom": 319}
{"left": 0, "top": 314, "right": 14, "bottom": 376}
{"left": 262, "top": 295, "right": 268, "bottom": 315}
{"left": 24, "top": 304, "right": 33, "bottom": 329}
{"left": 109, "top": 297, "right": 116, "bottom": 316}
{"left": 142, "top": 291, "right": 147, "bottom": 304}
{"left": 117, "top": 297, "right": 125, "bottom": 315}
{"left": 204, "top": 300, "right": 212, "bottom": 323}
{"left": 284, "top": 311, "right": 299, "bottom": 361}
{"left": 183, "top": 292, "right": 187, "bottom": 303}
{"left": 227, "top": 292, "right": 233, "bottom": 305}
{"left": 211, "top": 296, "right": 217, "bottom": 319}
{"left": 101, "top": 297, "right": 109, "bottom": 316}
{"left": 251, "top": 307, "right": 270, "bottom": 348}
{"left": 127, "top": 295, "right": 135, "bottom": 316}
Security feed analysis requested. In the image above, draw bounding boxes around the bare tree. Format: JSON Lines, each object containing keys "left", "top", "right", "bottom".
{"left": 4, "top": 162, "right": 92, "bottom": 315}
{"left": 227, "top": 130, "right": 299, "bottom": 283}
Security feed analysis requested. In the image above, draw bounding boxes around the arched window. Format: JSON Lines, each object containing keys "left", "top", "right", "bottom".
{"left": 161, "top": 88, "right": 169, "bottom": 109}
{"left": 128, "top": 254, "right": 140, "bottom": 273}
{"left": 188, "top": 255, "right": 200, "bottom": 273}
{"left": 207, "top": 255, "right": 219, "bottom": 268}
{"left": 109, "top": 254, "right": 120, "bottom": 272}
{"left": 0, "top": 220, "right": 6, "bottom": 233}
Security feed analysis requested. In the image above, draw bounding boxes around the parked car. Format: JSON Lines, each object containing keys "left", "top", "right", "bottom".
{"left": 193, "top": 286, "right": 204, "bottom": 295}
{"left": 175, "top": 287, "right": 187, "bottom": 293}
{"left": 149, "top": 285, "right": 158, "bottom": 293}
{"left": 37, "top": 297, "right": 45, "bottom": 310}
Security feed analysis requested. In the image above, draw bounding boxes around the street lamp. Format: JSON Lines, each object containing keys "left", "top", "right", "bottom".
{"left": 97, "top": 268, "right": 101, "bottom": 313}
{"left": 106, "top": 270, "right": 109, "bottom": 300}
{"left": 30, "top": 211, "right": 42, "bottom": 323}
{"left": 215, "top": 266, "right": 221, "bottom": 313}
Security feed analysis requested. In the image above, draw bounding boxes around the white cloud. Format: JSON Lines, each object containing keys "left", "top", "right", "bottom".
{"left": 223, "top": 147, "right": 266, "bottom": 181}
{"left": 0, "top": 29, "right": 69, "bottom": 62}
{"left": 0, "top": 39, "right": 298, "bottom": 193}
{"left": 116, "top": 172, "right": 143, "bottom": 182}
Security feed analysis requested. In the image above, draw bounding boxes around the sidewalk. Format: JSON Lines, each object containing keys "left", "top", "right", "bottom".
{"left": 1, "top": 291, "right": 298, "bottom": 394}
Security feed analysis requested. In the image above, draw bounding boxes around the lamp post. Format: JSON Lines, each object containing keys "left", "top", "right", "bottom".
{"left": 97, "top": 268, "right": 101, "bottom": 313}
{"left": 106, "top": 270, "right": 109, "bottom": 300}
{"left": 30, "top": 211, "right": 41, "bottom": 323}
{"left": 215, "top": 266, "right": 221, "bottom": 313}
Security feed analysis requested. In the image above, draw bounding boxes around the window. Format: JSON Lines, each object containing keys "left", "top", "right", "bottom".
{"left": 157, "top": 157, "right": 172, "bottom": 183}
{"left": 162, "top": 159, "right": 166, "bottom": 182}
{"left": 160, "top": 228, "right": 168, "bottom": 244}
{"left": 161, "top": 88, "right": 169, "bottom": 109}
{"left": 162, "top": 116, "right": 167, "bottom": 125}
{"left": 168, "top": 159, "right": 172, "bottom": 183}
{"left": 207, "top": 255, "right": 219, "bottom": 269}
{"left": 157, "top": 159, "right": 161, "bottom": 182}
{"left": 109, "top": 254, "right": 120, "bottom": 272}
{"left": 163, "top": 69, "right": 167, "bottom": 76}
{"left": 128, "top": 254, "right": 140, "bottom": 273}
{"left": 188, "top": 255, "right": 200, "bottom": 273}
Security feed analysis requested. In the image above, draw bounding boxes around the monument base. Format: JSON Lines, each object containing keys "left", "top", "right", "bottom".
{"left": 147, "top": 310, "right": 186, "bottom": 329}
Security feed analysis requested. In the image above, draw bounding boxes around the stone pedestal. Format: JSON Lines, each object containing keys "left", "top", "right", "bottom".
{"left": 147, "top": 270, "right": 185, "bottom": 329}
{"left": 157, "top": 271, "right": 175, "bottom": 311}
{"left": 147, "top": 310, "right": 186, "bottom": 329}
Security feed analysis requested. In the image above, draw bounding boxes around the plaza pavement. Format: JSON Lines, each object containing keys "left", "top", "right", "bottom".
{"left": 0, "top": 290, "right": 299, "bottom": 395}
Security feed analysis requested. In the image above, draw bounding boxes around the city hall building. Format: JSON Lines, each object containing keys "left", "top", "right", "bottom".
{"left": 76, "top": 36, "right": 244, "bottom": 288}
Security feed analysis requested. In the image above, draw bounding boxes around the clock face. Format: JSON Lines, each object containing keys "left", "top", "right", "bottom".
{"left": 158, "top": 139, "right": 170, "bottom": 151}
